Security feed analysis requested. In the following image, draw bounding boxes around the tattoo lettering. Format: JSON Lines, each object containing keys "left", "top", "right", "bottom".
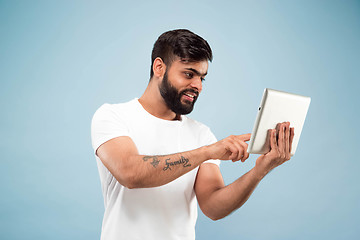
{"left": 143, "top": 156, "right": 161, "bottom": 168}
{"left": 163, "top": 156, "right": 191, "bottom": 171}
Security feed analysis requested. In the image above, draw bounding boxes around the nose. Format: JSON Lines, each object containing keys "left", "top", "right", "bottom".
{"left": 190, "top": 77, "right": 202, "bottom": 92}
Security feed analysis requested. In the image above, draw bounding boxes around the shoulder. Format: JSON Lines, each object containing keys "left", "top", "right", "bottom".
{"left": 93, "top": 99, "right": 137, "bottom": 119}
{"left": 94, "top": 98, "right": 137, "bottom": 114}
{"left": 91, "top": 99, "right": 137, "bottom": 149}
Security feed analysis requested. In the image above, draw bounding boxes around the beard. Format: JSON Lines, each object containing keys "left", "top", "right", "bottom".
{"left": 159, "top": 71, "right": 199, "bottom": 115}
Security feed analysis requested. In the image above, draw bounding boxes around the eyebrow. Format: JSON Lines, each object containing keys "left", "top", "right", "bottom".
{"left": 184, "top": 68, "right": 207, "bottom": 77}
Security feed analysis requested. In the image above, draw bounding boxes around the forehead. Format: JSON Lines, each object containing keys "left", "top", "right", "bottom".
{"left": 169, "top": 59, "right": 209, "bottom": 75}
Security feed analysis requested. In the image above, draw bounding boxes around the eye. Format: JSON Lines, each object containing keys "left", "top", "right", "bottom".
{"left": 201, "top": 77, "right": 205, "bottom": 82}
{"left": 184, "top": 72, "right": 193, "bottom": 79}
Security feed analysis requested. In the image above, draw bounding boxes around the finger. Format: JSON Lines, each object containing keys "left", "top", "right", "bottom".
{"left": 285, "top": 122, "right": 290, "bottom": 160}
{"left": 228, "top": 145, "right": 240, "bottom": 161}
{"left": 277, "top": 123, "right": 285, "bottom": 156}
{"left": 239, "top": 140, "right": 249, "bottom": 161}
{"left": 231, "top": 140, "right": 244, "bottom": 162}
{"left": 275, "top": 123, "right": 281, "bottom": 142}
{"left": 228, "top": 146, "right": 236, "bottom": 161}
{"left": 233, "top": 137, "right": 249, "bottom": 161}
{"left": 237, "top": 133, "right": 251, "bottom": 142}
{"left": 225, "top": 138, "right": 239, "bottom": 161}
{"left": 233, "top": 137, "right": 248, "bottom": 161}
{"left": 269, "top": 129, "right": 278, "bottom": 151}
{"left": 289, "top": 127, "right": 295, "bottom": 154}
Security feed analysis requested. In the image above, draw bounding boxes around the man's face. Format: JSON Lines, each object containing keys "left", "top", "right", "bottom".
{"left": 159, "top": 59, "right": 208, "bottom": 115}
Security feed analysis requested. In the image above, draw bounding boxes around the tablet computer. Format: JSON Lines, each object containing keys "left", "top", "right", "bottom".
{"left": 248, "top": 88, "right": 311, "bottom": 156}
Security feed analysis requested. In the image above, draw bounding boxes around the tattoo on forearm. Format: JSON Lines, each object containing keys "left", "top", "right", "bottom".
{"left": 163, "top": 156, "right": 191, "bottom": 171}
{"left": 143, "top": 155, "right": 191, "bottom": 170}
{"left": 143, "top": 156, "right": 161, "bottom": 168}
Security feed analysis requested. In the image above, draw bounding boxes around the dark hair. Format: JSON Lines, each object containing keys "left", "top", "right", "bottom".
{"left": 150, "top": 29, "right": 213, "bottom": 78}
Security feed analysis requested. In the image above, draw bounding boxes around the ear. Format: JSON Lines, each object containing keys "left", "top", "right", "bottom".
{"left": 152, "top": 57, "right": 166, "bottom": 79}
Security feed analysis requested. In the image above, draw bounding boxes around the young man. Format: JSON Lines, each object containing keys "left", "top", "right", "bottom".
{"left": 91, "top": 29, "right": 294, "bottom": 240}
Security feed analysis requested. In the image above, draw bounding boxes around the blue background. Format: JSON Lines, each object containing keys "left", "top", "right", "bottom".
{"left": 1, "top": 0, "right": 359, "bottom": 239}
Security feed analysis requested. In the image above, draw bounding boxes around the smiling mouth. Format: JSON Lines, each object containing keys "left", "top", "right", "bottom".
{"left": 182, "top": 91, "right": 198, "bottom": 102}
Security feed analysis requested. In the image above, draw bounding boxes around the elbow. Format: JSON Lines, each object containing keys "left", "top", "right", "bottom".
{"left": 122, "top": 179, "right": 137, "bottom": 189}
{"left": 210, "top": 216, "right": 221, "bottom": 221}
{"left": 117, "top": 167, "right": 142, "bottom": 189}
{"left": 114, "top": 155, "right": 150, "bottom": 189}
{"left": 202, "top": 206, "right": 226, "bottom": 221}
{"left": 207, "top": 213, "right": 225, "bottom": 221}
{"left": 121, "top": 175, "right": 140, "bottom": 189}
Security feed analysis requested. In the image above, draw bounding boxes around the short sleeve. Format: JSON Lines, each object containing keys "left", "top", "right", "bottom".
{"left": 202, "top": 127, "right": 221, "bottom": 167}
{"left": 91, "top": 104, "right": 130, "bottom": 155}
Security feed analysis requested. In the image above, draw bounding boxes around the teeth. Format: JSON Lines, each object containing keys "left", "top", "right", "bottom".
{"left": 184, "top": 93, "right": 195, "bottom": 98}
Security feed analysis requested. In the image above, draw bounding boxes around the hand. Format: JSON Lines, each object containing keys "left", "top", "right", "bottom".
{"left": 206, "top": 134, "right": 251, "bottom": 162}
{"left": 254, "top": 122, "right": 294, "bottom": 178}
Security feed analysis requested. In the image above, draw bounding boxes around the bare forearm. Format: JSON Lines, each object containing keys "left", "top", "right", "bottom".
{"left": 204, "top": 168, "right": 263, "bottom": 220}
{"left": 121, "top": 147, "right": 209, "bottom": 188}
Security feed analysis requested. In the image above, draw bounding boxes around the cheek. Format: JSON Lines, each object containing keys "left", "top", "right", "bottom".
{"left": 169, "top": 74, "right": 186, "bottom": 88}
{"left": 198, "top": 82, "right": 203, "bottom": 92}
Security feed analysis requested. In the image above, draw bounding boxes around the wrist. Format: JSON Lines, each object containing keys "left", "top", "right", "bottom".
{"left": 199, "top": 145, "right": 212, "bottom": 162}
{"left": 251, "top": 165, "right": 268, "bottom": 181}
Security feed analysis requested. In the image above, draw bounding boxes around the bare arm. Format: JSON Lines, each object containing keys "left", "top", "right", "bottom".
{"left": 97, "top": 131, "right": 253, "bottom": 189}
{"left": 194, "top": 163, "right": 263, "bottom": 221}
{"left": 96, "top": 136, "right": 210, "bottom": 189}
{"left": 195, "top": 122, "right": 294, "bottom": 220}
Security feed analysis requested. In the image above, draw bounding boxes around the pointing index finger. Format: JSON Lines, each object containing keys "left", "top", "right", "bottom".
{"left": 237, "top": 133, "right": 251, "bottom": 142}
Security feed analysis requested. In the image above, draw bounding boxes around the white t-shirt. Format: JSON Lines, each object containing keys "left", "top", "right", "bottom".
{"left": 91, "top": 98, "right": 220, "bottom": 240}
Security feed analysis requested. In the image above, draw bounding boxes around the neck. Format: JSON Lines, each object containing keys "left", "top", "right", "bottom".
{"left": 138, "top": 80, "right": 180, "bottom": 121}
